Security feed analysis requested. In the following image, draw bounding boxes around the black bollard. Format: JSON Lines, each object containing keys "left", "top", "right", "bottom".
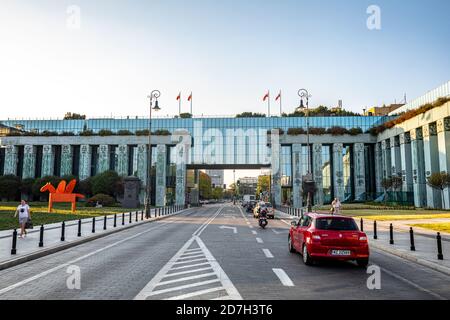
{"left": 389, "top": 223, "right": 394, "bottom": 245}
{"left": 114, "top": 214, "right": 117, "bottom": 228}
{"left": 136, "top": 211, "right": 138, "bottom": 222}
{"left": 437, "top": 232, "right": 444, "bottom": 260}
{"left": 92, "top": 218, "right": 96, "bottom": 233}
{"left": 61, "top": 221, "right": 65, "bottom": 241}
{"left": 159, "top": 207, "right": 161, "bottom": 217}
{"left": 38, "top": 225, "right": 44, "bottom": 247}
{"left": 11, "top": 229, "right": 17, "bottom": 255}
{"left": 122, "top": 213, "right": 125, "bottom": 225}
{"left": 373, "top": 221, "right": 378, "bottom": 240}
{"left": 103, "top": 216, "right": 107, "bottom": 230}
{"left": 77, "top": 219, "right": 82, "bottom": 237}
{"left": 141, "top": 210, "right": 144, "bottom": 221}
{"left": 129, "top": 212, "right": 132, "bottom": 223}
{"left": 360, "top": 218, "right": 364, "bottom": 232}
{"left": 410, "top": 227, "right": 416, "bottom": 251}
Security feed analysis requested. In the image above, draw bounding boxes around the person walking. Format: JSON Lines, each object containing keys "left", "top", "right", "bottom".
{"left": 14, "top": 200, "right": 31, "bottom": 238}
{"left": 331, "top": 198, "right": 342, "bottom": 215}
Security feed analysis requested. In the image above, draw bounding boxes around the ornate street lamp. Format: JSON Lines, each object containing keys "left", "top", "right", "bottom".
{"left": 144, "top": 90, "right": 161, "bottom": 218}
{"left": 298, "top": 88, "right": 313, "bottom": 212}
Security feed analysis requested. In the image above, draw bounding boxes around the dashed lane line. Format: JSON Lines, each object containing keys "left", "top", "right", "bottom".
{"left": 262, "top": 249, "right": 274, "bottom": 258}
{"left": 256, "top": 237, "right": 263, "bottom": 244}
{"left": 272, "top": 268, "right": 294, "bottom": 287}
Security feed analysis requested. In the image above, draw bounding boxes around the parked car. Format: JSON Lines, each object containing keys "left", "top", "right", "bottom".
{"left": 288, "top": 213, "right": 369, "bottom": 267}
{"left": 264, "top": 202, "right": 274, "bottom": 219}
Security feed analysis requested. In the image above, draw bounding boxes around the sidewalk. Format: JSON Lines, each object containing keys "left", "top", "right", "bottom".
{"left": 0, "top": 207, "right": 186, "bottom": 270}
{"left": 275, "top": 209, "right": 450, "bottom": 275}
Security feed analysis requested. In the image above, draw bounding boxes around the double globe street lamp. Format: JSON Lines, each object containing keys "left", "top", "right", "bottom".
{"left": 145, "top": 90, "right": 161, "bottom": 218}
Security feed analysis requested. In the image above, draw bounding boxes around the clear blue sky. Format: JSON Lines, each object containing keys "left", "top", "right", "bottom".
{"left": 0, "top": 0, "right": 449, "bottom": 119}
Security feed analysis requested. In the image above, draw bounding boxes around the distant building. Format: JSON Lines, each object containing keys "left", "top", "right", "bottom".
{"left": 205, "top": 170, "right": 224, "bottom": 188}
{"left": 0, "top": 124, "right": 22, "bottom": 136}
{"left": 365, "top": 104, "right": 404, "bottom": 116}
{"left": 238, "top": 177, "right": 258, "bottom": 195}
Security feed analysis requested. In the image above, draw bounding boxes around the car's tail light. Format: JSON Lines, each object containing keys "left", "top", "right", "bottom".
{"left": 312, "top": 235, "right": 321, "bottom": 240}
{"left": 359, "top": 236, "right": 367, "bottom": 241}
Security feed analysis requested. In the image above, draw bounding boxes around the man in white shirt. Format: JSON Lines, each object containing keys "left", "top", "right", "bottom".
{"left": 14, "top": 200, "right": 31, "bottom": 238}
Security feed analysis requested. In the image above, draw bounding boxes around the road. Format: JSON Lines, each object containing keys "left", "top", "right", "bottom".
{"left": 0, "top": 204, "right": 449, "bottom": 300}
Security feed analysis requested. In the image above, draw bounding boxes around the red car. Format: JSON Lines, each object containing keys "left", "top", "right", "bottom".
{"left": 288, "top": 213, "right": 369, "bottom": 267}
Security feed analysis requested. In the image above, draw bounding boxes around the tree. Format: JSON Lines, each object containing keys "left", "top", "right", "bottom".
{"left": 0, "top": 175, "right": 21, "bottom": 201}
{"left": 256, "top": 175, "right": 270, "bottom": 199}
{"left": 211, "top": 187, "right": 224, "bottom": 200}
{"left": 20, "top": 178, "right": 36, "bottom": 201}
{"left": 391, "top": 175, "right": 403, "bottom": 202}
{"left": 427, "top": 172, "right": 450, "bottom": 209}
{"left": 91, "top": 171, "right": 122, "bottom": 197}
{"left": 381, "top": 178, "right": 392, "bottom": 204}
{"left": 199, "top": 171, "right": 212, "bottom": 199}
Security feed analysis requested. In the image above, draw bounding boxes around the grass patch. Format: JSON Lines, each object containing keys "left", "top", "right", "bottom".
{"left": 410, "top": 223, "right": 450, "bottom": 233}
{"left": 0, "top": 202, "right": 140, "bottom": 231}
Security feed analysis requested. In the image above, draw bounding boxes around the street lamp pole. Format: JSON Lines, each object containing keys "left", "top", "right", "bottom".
{"left": 144, "top": 90, "right": 161, "bottom": 218}
{"left": 298, "top": 88, "right": 313, "bottom": 212}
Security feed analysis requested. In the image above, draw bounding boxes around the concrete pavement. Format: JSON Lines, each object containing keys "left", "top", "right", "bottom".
{"left": 0, "top": 204, "right": 449, "bottom": 300}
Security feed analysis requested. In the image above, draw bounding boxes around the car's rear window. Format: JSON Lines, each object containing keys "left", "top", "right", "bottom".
{"left": 315, "top": 218, "right": 358, "bottom": 231}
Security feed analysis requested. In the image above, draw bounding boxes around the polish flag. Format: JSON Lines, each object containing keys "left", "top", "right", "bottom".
{"left": 263, "top": 91, "right": 269, "bottom": 101}
{"left": 176, "top": 92, "right": 181, "bottom": 100}
{"left": 188, "top": 93, "right": 192, "bottom": 101}
{"left": 275, "top": 91, "right": 281, "bottom": 101}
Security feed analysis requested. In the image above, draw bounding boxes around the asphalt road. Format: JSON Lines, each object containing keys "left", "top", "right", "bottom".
{"left": 0, "top": 204, "right": 449, "bottom": 300}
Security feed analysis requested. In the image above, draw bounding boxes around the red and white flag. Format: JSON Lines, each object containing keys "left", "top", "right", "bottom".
{"left": 188, "top": 92, "right": 192, "bottom": 101}
{"left": 275, "top": 91, "right": 281, "bottom": 101}
{"left": 176, "top": 92, "right": 181, "bottom": 100}
{"left": 263, "top": 91, "right": 269, "bottom": 101}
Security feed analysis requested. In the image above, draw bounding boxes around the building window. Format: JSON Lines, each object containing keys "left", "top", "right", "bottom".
{"left": 342, "top": 145, "right": 353, "bottom": 201}
{"left": 322, "top": 145, "right": 332, "bottom": 204}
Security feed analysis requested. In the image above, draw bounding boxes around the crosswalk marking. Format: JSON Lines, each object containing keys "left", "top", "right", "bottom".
{"left": 134, "top": 235, "right": 242, "bottom": 300}
{"left": 272, "top": 268, "right": 294, "bottom": 287}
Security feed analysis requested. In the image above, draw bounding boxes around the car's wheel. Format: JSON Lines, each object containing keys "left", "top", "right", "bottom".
{"left": 356, "top": 259, "right": 369, "bottom": 268}
{"left": 302, "top": 245, "right": 313, "bottom": 265}
{"left": 288, "top": 235, "right": 296, "bottom": 253}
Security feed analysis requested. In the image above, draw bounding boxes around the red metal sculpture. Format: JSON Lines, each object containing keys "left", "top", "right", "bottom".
{"left": 40, "top": 179, "right": 85, "bottom": 213}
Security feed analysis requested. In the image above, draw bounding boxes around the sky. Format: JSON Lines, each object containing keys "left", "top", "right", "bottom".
{"left": 0, "top": 0, "right": 449, "bottom": 121}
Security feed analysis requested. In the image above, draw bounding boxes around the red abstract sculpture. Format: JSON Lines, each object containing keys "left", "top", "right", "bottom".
{"left": 40, "top": 179, "right": 85, "bottom": 213}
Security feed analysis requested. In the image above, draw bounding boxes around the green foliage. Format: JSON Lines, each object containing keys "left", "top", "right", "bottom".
{"left": 78, "top": 177, "right": 93, "bottom": 198}
{"left": 287, "top": 128, "right": 306, "bottom": 135}
{"left": 86, "top": 194, "right": 116, "bottom": 207}
{"left": 153, "top": 129, "right": 171, "bottom": 136}
{"left": 199, "top": 171, "right": 212, "bottom": 199}
{"left": 283, "top": 105, "right": 361, "bottom": 117}
{"left": 117, "top": 130, "right": 133, "bottom": 136}
{"left": 236, "top": 112, "right": 266, "bottom": 118}
{"left": 348, "top": 127, "right": 363, "bottom": 135}
{"left": 59, "top": 131, "right": 76, "bottom": 136}
{"left": 20, "top": 178, "right": 36, "bottom": 199}
{"left": 79, "top": 130, "right": 94, "bottom": 136}
{"left": 256, "top": 175, "right": 270, "bottom": 197}
{"left": 91, "top": 170, "right": 122, "bottom": 197}
{"left": 0, "top": 175, "right": 21, "bottom": 201}
{"left": 63, "top": 112, "right": 86, "bottom": 120}
{"left": 98, "top": 129, "right": 115, "bottom": 136}
{"left": 327, "top": 126, "right": 348, "bottom": 135}
{"left": 135, "top": 129, "right": 150, "bottom": 136}
{"left": 211, "top": 187, "right": 224, "bottom": 200}
{"left": 179, "top": 113, "right": 192, "bottom": 118}
{"left": 427, "top": 172, "right": 450, "bottom": 208}
{"left": 308, "top": 127, "right": 327, "bottom": 135}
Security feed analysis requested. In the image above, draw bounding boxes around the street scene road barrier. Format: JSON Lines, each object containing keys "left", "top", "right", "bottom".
{"left": 104, "top": 216, "right": 107, "bottom": 230}
{"left": 61, "top": 221, "right": 65, "bottom": 242}
{"left": 122, "top": 213, "right": 125, "bottom": 225}
{"left": 92, "top": 218, "right": 96, "bottom": 233}
{"left": 77, "top": 219, "right": 82, "bottom": 237}
{"left": 373, "top": 221, "right": 378, "bottom": 239}
{"left": 11, "top": 229, "right": 17, "bottom": 255}
{"left": 360, "top": 218, "right": 364, "bottom": 232}
{"left": 114, "top": 214, "right": 117, "bottom": 227}
{"left": 389, "top": 223, "right": 394, "bottom": 245}
{"left": 438, "top": 233, "right": 444, "bottom": 260}
{"left": 38, "top": 225, "right": 44, "bottom": 247}
{"left": 410, "top": 227, "right": 416, "bottom": 251}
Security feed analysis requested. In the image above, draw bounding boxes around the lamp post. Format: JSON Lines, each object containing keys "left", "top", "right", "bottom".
{"left": 298, "top": 89, "right": 313, "bottom": 212}
{"left": 144, "top": 90, "right": 161, "bottom": 218}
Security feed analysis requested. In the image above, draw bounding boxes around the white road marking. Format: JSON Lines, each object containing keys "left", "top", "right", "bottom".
{"left": 165, "top": 267, "right": 213, "bottom": 278}
{"left": 219, "top": 226, "right": 238, "bottom": 234}
{"left": 157, "top": 272, "right": 216, "bottom": 286}
{"left": 147, "top": 279, "right": 221, "bottom": 296}
{"left": 184, "top": 248, "right": 202, "bottom": 253}
{"left": 272, "top": 268, "right": 294, "bottom": 287}
{"left": 173, "top": 257, "right": 208, "bottom": 265}
{"left": 262, "top": 249, "right": 274, "bottom": 258}
{"left": 256, "top": 237, "right": 263, "bottom": 244}
{"left": 177, "top": 254, "right": 205, "bottom": 260}
{"left": 170, "top": 262, "right": 210, "bottom": 270}
{"left": 280, "top": 219, "right": 291, "bottom": 226}
{"left": 272, "top": 229, "right": 283, "bottom": 234}
{"left": 0, "top": 212, "right": 193, "bottom": 296}
{"left": 251, "top": 231, "right": 257, "bottom": 235}
{"left": 166, "top": 287, "right": 224, "bottom": 300}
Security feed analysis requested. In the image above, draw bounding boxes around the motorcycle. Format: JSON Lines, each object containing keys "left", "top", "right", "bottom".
{"left": 259, "top": 209, "right": 268, "bottom": 229}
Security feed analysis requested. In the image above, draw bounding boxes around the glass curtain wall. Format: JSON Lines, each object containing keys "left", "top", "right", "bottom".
{"left": 321, "top": 145, "right": 332, "bottom": 204}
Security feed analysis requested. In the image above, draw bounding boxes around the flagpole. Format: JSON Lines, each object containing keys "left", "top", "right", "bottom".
{"left": 190, "top": 92, "right": 193, "bottom": 115}
{"left": 267, "top": 90, "right": 270, "bottom": 117}
{"left": 178, "top": 93, "right": 181, "bottom": 115}
{"left": 279, "top": 91, "right": 282, "bottom": 115}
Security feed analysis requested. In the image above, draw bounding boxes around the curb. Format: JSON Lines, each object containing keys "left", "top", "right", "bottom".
{"left": 0, "top": 209, "right": 191, "bottom": 271}
{"left": 369, "top": 241, "right": 450, "bottom": 276}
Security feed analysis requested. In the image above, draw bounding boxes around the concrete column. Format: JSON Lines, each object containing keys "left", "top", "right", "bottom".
{"left": 155, "top": 144, "right": 167, "bottom": 207}
{"left": 437, "top": 117, "right": 450, "bottom": 209}
{"left": 399, "top": 133, "right": 413, "bottom": 194}
{"left": 41, "top": 145, "right": 55, "bottom": 177}
{"left": 312, "top": 143, "right": 324, "bottom": 205}
{"left": 136, "top": 144, "right": 148, "bottom": 204}
{"left": 270, "top": 129, "right": 282, "bottom": 207}
{"left": 381, "top": 139, "right": 391, "bottom": 179}
{"left": 423, "top": 123, "right": 442, "bottom": 208}
{"left": 22, "top": 145, "right": 36, "bottom": 179}
{"left": 97, "top": 145, "right": 110, "bottom": 174}
{"left": 410, "top": 128, "right": 427, "bottom": 208}
{"left": 332, "top": 143, "right": 344, "bottom": 201}
{"left": 79, "top": 145, "right": 92, "bottom": 181}
{"left": 375, "top": 142, "right": 383, "bottom": 193}
{"left": 292, "top": 144, "right": 303, "bottom": 208}
{"left": 115, "top": 145, "right": 128, "bottom": 177}
{"left": 60, "top": 145, "right": 73, "bottom": 177}
{"left": 390, "top": 136, "right": 402, "bottom": 178}
{"left": 3, "top": 145, "right": 18, "bottom": 176}
{"left": 353, "top": 142, "right": 366, "bottom": 201}
{"left": 173, "top": 130, "right": 191, "bottom": 206}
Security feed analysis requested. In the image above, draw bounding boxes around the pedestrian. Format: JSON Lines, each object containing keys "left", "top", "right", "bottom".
{"left": 331, "top": 198, "right": 342, "bottom": 215}
{"left": 14, "top": 200, "right": 31, "bottom": 238}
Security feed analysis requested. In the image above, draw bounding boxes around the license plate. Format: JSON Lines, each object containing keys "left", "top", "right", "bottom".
{"left": 331, "top": 250, "right": 351, "bottom": 256}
